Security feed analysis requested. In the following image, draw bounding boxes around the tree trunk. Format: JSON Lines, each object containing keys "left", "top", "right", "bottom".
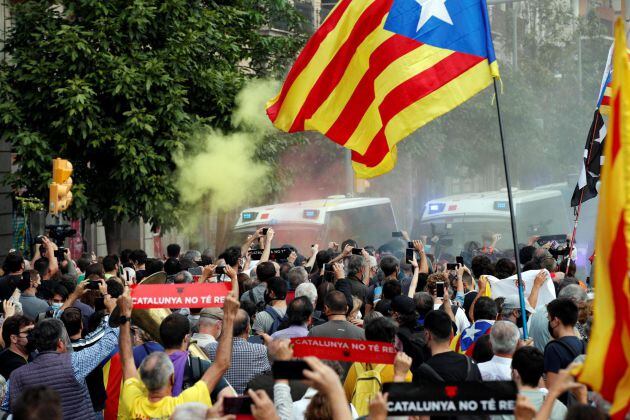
{"left": 103, "top": 219, "right": 122, "bottom": 255}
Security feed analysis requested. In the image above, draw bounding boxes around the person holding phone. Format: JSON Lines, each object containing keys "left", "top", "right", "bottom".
{"left": 118, "top": 293, "right": 240, "bottom": 419}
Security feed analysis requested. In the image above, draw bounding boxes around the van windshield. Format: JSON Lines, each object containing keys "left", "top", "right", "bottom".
{"left": 418, "top": 218, "right": 513, "bottom": 259}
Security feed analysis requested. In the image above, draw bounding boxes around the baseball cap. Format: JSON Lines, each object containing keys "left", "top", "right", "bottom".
{"left": 199, "top": 307, "right": 224, "bottom": 321}
{"left": 502, "top": 295, "right": 536, "bottom": 314}
{"left": 391, "top": 295, "right": 416, "bottom": 315}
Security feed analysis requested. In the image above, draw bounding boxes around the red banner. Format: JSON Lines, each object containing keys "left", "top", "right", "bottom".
{"left": 290, "top": 337, "right": 397, "bottom": 364}
{"left": 131, "top": 283, "right": 232, "bottom": 309}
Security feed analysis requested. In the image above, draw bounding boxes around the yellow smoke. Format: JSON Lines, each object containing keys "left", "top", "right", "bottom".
{"left": 174, "top": 79, "right": 280, "bottom": 214}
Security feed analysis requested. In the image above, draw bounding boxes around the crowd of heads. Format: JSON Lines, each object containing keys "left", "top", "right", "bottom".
{"left": 0, "top": 228, "right": 605, "bottom": 419}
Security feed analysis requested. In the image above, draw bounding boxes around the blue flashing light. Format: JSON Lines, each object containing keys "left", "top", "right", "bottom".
{"left": 428, "top": 203, "right": 446, "bottom": 215}
{"left": 242, "top": 212, "right": 258, "bottom": 222}
{"left": 303, "top": 209, "right": 320, "bottom": 219}
{"left": 494, "top": 201, "right": 509, "bottom": 211}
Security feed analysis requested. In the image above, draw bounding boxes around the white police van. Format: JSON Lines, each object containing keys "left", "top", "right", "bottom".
{"left": 233, "top": 196, "right": 398, "bottom": 249}
{"left": 417, "top": 188, "right": 571, "bottom": 255}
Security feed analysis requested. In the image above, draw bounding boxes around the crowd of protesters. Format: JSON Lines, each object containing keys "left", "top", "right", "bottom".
{"left": 0, "top": 227, "right": 609, "bottom": 420}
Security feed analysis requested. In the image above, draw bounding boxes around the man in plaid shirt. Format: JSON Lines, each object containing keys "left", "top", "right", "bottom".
{"left": 203, "top": 308, "right": 270, "bottom": 394}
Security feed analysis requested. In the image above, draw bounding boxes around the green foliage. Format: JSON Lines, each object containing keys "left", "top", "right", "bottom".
{"left": 0, "top": 0, "right": 305, "bottom": 228}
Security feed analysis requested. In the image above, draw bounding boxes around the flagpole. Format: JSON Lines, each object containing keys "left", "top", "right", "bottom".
{"left": 493, "top": 79, "right": 529, "bottom": 339}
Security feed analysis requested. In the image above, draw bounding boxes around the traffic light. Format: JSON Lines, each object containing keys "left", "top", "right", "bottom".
{"left": 49, "top": 158, "right": 73, "bottom": 215}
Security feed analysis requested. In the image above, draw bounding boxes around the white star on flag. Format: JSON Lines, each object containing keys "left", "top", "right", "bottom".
{"left": 416, "top": 0, "right": 453, "bottom": 32}
{"left": 463, "top": 324, "right": 481, "bottom": 341}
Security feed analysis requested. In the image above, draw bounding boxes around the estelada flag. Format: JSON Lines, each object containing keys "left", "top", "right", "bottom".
{"left": 577, "top": 18, "right": 630, "bottom": 420}
{"left": 266, "top": 0, "right": 499, "bottom": 178}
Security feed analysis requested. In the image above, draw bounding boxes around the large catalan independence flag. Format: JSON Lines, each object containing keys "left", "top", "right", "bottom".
{"left": 577, "top": 18, "right": 630, "bottom": 420}
{"left": 266, "top": 0, "right": 499, "bottom": 178}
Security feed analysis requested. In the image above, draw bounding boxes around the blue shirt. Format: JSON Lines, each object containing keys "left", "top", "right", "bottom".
{"left": 1, "top": 324, "right": 119, "bottom": 413}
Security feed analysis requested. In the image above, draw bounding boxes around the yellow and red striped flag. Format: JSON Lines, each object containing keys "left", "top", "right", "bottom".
{"left": 266, "top": 0, "right": 499, "bottom": 178}
{"left": 578, "top": 18, "right": 630, "bottom": 420}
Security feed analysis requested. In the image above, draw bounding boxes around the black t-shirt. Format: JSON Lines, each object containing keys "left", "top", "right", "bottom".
{"left": 544, "top": 336, "right": 585, "bottom": 374}
{"left": 412, "top": 351, "right": 481, "bottom": 386}
{"left": 0, "top": 275, "right": 19, "bottom": 301}
{"left": 0, "top": 348, "right": 28, "bottom": 379}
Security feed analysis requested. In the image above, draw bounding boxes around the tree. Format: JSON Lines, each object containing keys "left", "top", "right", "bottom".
{"left": 0, "top": 0, "right": 305, "bottom": 250}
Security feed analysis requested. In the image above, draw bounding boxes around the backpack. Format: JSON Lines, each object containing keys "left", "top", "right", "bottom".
{"left": 264, "top": 306, "right": 287, "bottom": 335}
{"left": 248, "top": 289, "right": 266, "bottom": 312}
{"left": 350, "top": 363, "right": 386, "bottom": 417}
{"left": 183, "top": 355, "right": 208, "bottom": 390}
{"left": 544, "top": 338, "right": 586, "bottom": 407}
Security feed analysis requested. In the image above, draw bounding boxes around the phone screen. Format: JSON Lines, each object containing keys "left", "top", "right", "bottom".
{"left": 405, "top": 248, "right": 414, "bottom": 264}
{"left": 86, "top": 281, "right": 101, "bottom": 290}
{"left": 223, "top": 396, "right": 253, "bottom": 415}
{"left": 272, "top": 360, "right": 310, "bottom": 379}
{"left": 446, "top": 263, "right": 457, "bottom": 270}
{"left": 261, "top": 228, "right": 269, "bottom": 235}
{"left": 215, "top": 266, "right": 227, "bottom": 275}
{"left": 351, "top": 248, "right": 363, "bottom": 255}
{"left": 437, "top": 282, "right": 445, "bottom": 298}
{"left": 456, "top": 256, "right": 464, "bottom": 265}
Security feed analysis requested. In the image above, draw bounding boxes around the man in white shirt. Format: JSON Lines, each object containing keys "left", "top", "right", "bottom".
{"left": 191, "top": 308, "right": 223, "bottom": 348}
{"left": 478, "top": 320, "right": 519, "bottom": 381}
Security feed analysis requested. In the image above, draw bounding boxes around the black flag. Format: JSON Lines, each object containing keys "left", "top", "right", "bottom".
{"left": 571, "top": 110, "right": 606, "bottom": 207}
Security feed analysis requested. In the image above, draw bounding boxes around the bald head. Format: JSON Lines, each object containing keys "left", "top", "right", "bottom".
{"left": 233, "top": 309, "right": 250, "bottom": 337}
{"left": 138, "top": 352, "right": 174, "bottom": 392}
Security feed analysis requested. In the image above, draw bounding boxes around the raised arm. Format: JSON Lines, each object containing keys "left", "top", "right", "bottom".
{"left": 305, "top": 244, "right": 319, "bottom": 270}
{"left": 329, "top": 244, "right": 352, "bottom": 264}
{"left": 414, "top": 240, "right": 429, "bottom": 274}
{"left": 60, "top": 281, "right": 87, "bottom": 312}
{"left": 407, "top": 255, "right": 420, "bottom": 298}
{"left": 528, "top": 270, "right": 547, "bottom": 309}
{"left": 469, "top": 276, "right": 487, "bottom": 321}
{"left": 42, "top": 236, "right": 59, "bottom": 276}
{"left": 115, "top": 294, "right": 136, "bottom": 382}
{"left": 241, "top": 228, "right": 263, "bottom": 259}
{"left": 224, "top": 266, "right": 239, "bottom": 298}
{"left": 260, "top": 229, "right": 275, "bottom": 263}
{"left": 200, "top": 295, "right": 239, "bottom": 392}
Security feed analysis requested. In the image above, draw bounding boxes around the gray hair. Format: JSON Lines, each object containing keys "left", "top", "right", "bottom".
{"left": 288, "top": 266, "right": 308, "bottom": 289}
{"left": 346, "top": 255, "right": 365, "bottom": 278}
{"left": 489, "top": 321, "right": 520, "bottom": 355}
{"left": 295, "top": 283, "right": 317, "bottom": 307}
{"left": 139, "top": 352, "right": 175, "bottom": 392}
{"left": 184, "top": 250, "right": 202, "bottom": 261}
{"left": 559, "top": 284, "right": 588, "bottom": 303}
{"left": 170, "top": 402, "right": 208, "bottom": 420}
{"left": 363, "top": 310, "right": 384, "bottom": 325}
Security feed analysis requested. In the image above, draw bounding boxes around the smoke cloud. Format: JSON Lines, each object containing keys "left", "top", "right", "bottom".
{"left": 174, "top": 79, "right": 280, "bottom": 214}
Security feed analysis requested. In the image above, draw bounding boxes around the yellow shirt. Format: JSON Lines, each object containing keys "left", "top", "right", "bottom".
{"left": 119, "top": 378, "right": 212, "bottom": 419}
{"left": 343, "top": 362, "right": 412, "bottom": 401}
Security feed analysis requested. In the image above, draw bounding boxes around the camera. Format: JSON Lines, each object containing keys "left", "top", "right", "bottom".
{"left": 44, "top": 225, "right": 77, "bottom": 246}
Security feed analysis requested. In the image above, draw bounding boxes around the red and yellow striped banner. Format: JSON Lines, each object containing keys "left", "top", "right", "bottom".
{"left": 578, "top": 18, "right": 630, "bottom": 420}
